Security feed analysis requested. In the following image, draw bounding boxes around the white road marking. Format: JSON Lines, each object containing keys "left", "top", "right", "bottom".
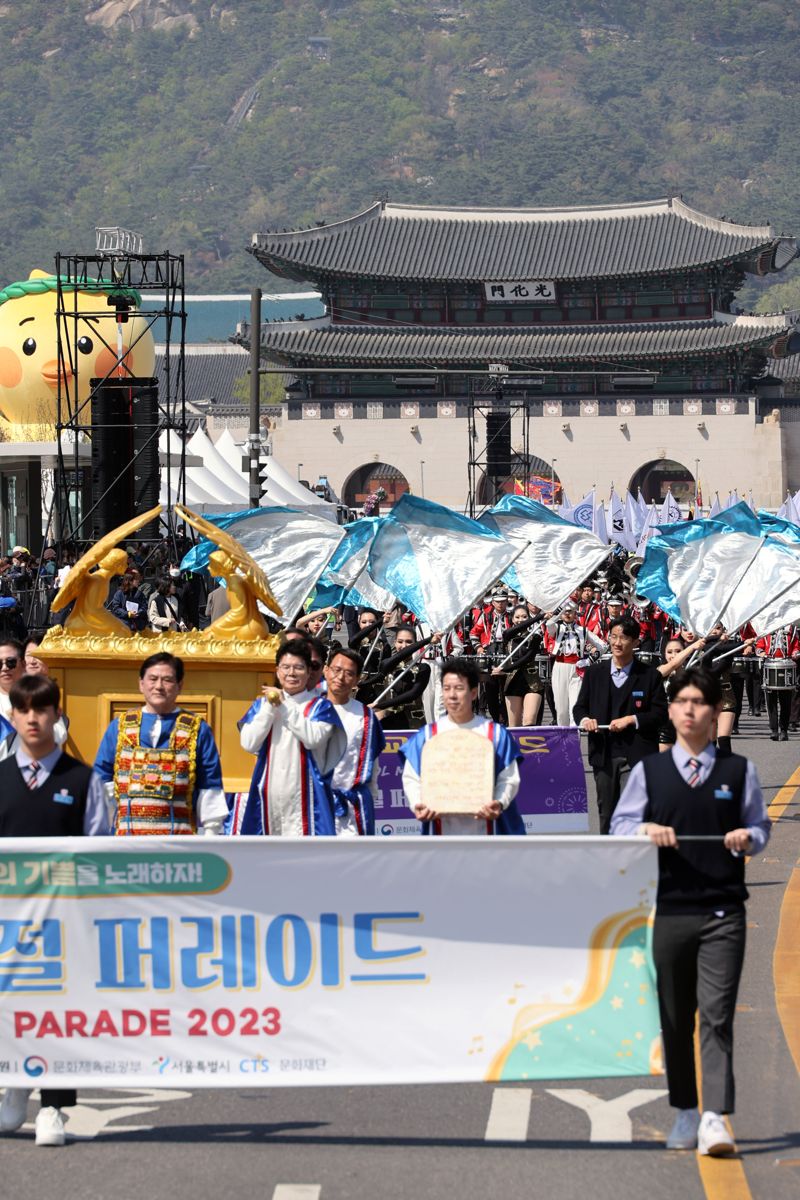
{"left": 484, "top": 1087, "right": 533, "bottom": 1141}
{"left": 28, "top": 1087, "right": 192, "bottom": 1141}
{"left": 546, "top": 1088, "right": 668, "bottom": 1142}
{"left": 272, "top": 1188, "right": 322, "bottom": 1200}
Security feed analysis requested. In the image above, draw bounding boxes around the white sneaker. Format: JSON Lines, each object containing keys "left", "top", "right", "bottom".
{"left": 666, "top": 1107, "right": 700, "bottom": 1149}
{"left": 698, "top": 1110, "right": 735, "bottom": 1157}
{"left": 0, "top": 1088, "right": 31, "bottom": 1133}
{"left": 34, "top": 1106, "right": 66, "bottom": 1147}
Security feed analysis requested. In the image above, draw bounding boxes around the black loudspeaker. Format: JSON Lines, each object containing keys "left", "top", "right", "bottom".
{"left": 90, "top": 378, "right": 159, "bottom": 538}
{"left": 486, "top": 411, "right": 512, "bottom": 478}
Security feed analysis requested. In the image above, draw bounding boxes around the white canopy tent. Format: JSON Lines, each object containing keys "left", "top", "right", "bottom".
{"left": 157, "top": 427, "right": 338, "bottom": 520}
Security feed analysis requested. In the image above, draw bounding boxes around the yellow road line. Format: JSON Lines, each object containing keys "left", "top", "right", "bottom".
{"left": 773, "top": 778, "right": 800, "bottom": 1078}
{"left": 767, "top": 764, "right": 800, "bottom": 823}
{"left": 691, "top": 765, "right": 800, "bottom": 1200}
{"left": 696, "top": 1149, "right": 753, "bottom": 1199}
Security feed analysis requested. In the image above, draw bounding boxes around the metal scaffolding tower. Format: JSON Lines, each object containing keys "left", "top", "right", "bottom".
{"left": 51, "top": 240, "right": 187, "bottom": 558}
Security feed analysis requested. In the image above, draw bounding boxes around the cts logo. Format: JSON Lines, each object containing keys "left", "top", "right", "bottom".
{"left": 380, "top": 824, "right": 394, "bottom": 835}
{"left": 23, "top": 1055, "right": 47, "bottom": 1077}
{"left": 240, "top": 1055, "right": 270, "bottom": 1074}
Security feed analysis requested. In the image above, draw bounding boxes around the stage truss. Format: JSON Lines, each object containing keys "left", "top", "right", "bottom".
{"left": 50, "top": 250, "right": 187, "bottom": 558}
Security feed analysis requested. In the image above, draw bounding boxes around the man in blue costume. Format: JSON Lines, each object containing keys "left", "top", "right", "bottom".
{"left": 230, "top": 640, "right": 345, "bottom": 836}
{"left": 400, "top": 658, "right": 525, "bottom": 835}
{"left": 323, "top": 646, "right": 386, "bottom": 836}
{"left": 94, "top": 652, "right": 227, "bottom": 835}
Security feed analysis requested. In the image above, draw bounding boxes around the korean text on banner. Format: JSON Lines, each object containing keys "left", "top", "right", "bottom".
{"left": 0, "top": 837, "right": 661, "bottom": 1088}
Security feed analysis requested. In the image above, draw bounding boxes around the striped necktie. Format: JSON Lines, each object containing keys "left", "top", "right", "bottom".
{"left": 26, "top": 762, "right": 40, "bottom": 790}
{"left": 686, "top": 757, "right": 701, "bottom": 787}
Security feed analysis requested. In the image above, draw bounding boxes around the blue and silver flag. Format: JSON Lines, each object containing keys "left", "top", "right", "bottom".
{"left": 180, "top": 506, "right": 344, "bottom": 626}
{"left": 637, "top": 502, "right": 800, "bottom": 636}
{"left": 367, "top": 494, "right": 520, "bottom": 630}
{"left": 482, "top": 494, "right": 609, "bottom": 611}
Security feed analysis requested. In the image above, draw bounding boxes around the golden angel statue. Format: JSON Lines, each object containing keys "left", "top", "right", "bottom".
{"left": 50, "top": 504, "right": 163, "bottom": 637}
{"left": 175, "top": 504, "right": 282, "bottom": 640}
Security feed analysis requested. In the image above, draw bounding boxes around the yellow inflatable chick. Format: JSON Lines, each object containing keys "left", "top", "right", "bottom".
{"left": 0, "top": 269, "right": 156, "bottom": 441}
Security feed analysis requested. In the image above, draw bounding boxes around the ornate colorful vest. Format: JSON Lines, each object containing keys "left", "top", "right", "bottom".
{"left": 114, "top": 709, "right": 201, "bottom": 835}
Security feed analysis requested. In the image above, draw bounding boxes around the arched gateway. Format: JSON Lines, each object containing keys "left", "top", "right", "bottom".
{"left": 342, "top": 463, "right": 409, "bottom": 512}
{"left": 629, "top": 459, "right": 695, "bottom": 505}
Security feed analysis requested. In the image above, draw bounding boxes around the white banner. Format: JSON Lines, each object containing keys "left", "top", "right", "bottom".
{"left": 0, "top": 838, "right": 662, "bottom": 1089}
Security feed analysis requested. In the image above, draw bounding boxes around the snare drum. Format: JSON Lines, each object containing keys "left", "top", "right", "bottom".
{"left": 534, "top": 653, "right": 552, "bottom": 683}
{"left": 635, "top": 650, "right": 660, "bottom": 667}
{"left": 730, "top": 655, "right": 759, "bottom": 679}
{"left": 762, "top": 658, "right": 798, "bottom": 690}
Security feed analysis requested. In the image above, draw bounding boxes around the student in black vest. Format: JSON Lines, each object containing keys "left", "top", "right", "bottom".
{"left": 0, "top": 674, "right": 110, "bottom": 1148}
{"left": 611, "top": 667, "right": 770, "bottom": 1156}
{"left": 573, "top": 615, "right": 667, "bottom": 834}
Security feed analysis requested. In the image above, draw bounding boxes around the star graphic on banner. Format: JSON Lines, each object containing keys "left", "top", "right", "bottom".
{"left": 523, "top": 1031, "right": 543, "bottom": 1049}
{"left": 629, "top": 949, "right": 646, "bottom": 968}
{"left": 610, "top": 996, "right": 624, "bottom": 1010}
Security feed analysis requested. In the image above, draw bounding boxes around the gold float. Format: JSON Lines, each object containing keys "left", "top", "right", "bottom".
{"left": 41, "top": 505, "right": 281, "bottom": 792}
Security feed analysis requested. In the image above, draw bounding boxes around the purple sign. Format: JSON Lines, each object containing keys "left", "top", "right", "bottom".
{"left": 375, "top": 727, "right": 588, "bottom": 835}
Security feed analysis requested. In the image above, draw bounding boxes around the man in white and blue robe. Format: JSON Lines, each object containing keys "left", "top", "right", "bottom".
{"left": 400, "top": 658, "right": 525, "bottom": 836}
{"left": 230, "top": 641, "right": 344, "bottom": 836}
{"left": 324, "top": 647, "right": 386, "bottom": 836}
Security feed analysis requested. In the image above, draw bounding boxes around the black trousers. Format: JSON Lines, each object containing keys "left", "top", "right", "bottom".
{"left": 593, "top": 755, "right": 630, "bottom": 835}
{"left": 40, "top": 1088, "right": 77, "bottom": 1108}
{"left": 652, "top": 909, "right": 746, "bottom": 1113}
{"left": 766, "top": 689, "right": 792, "bottom": 733}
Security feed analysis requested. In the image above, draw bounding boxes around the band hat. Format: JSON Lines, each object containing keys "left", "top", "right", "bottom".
{"left": 11, "top": 545, "right": 29, "bottom": 556}
{"left": 491, "top": 588, "right": 508, "bottom": 600}
{"left": 607, "top": 595, "right": 624, "bottom": 605}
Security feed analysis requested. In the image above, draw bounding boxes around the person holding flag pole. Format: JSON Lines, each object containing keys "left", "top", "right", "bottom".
{"left": 611, "top": 666, "right": 770, "bottom": 1156}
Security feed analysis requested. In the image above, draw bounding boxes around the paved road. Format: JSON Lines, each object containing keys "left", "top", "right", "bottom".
{"left": 3, "top": 713, "right": 799, "bottom": 1200}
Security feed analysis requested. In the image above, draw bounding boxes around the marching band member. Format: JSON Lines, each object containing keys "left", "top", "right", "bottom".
{"left": 492, "top": 604, "right": 545, "bottom": 727}
{"left": 469, "top": 587, "right": 512, "bottom": 722}
{"left": 545, "top": 602, "right": 605, "bottom": 726}
{"left": 372, "top": 626, "right": 436, "bottom": 730}
{"left": 755, "top": 625, "right": 800, "bottom": 741}
{"left": 399, "top": 658, "right": 525, "bottom": 835}
{"left": 231, "top": 640, "right": 345, "bottom": 836}
{"left": 323, "top": 647, "right": 386, "bottom": 836}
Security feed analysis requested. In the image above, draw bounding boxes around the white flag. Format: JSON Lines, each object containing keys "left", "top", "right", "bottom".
{"left": 571, "top": 490, "right": 595, "bottom": 531}
{"left": 593, "top": 501, "right": 609, "bottom": 544}
{"left": 610, "top": 489, "right": 636, "bottom": 552}
{"left": 708, "top": 493, "right": 722, "bottom": 519}
{"left": 659, "top": 489, "right": 682, "bottom": 526}
{"left": 636, "top": 505, "right": 659, "bottom": 555}
{"left": 625, "top": 491, "right": 644, "bottom": 545}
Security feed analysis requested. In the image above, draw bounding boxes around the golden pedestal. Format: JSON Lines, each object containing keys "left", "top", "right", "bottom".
{"left": 39, "top": 630, "right": 278, "bottom": 793}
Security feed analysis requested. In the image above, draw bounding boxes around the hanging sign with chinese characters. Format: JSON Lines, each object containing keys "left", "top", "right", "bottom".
{"left": 483, "top": 281, "right": 557, "bottom": 303}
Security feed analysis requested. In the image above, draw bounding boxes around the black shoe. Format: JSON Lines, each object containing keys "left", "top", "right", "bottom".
{"left": 732, "top": 724, "right": 740, "bottom": 735}
{"left": 780, "top": 731, "right": 789, "bottom": 741}
{"left": 770, "top": 732, "right": 780, "bottom": 740}
{"left": 791, "top": 723, "right": 799, "bottom": 732}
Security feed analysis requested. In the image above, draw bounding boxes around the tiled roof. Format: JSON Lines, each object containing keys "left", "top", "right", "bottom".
{"left": 251, "top": 197, "right": 797, "bottom": 284}
{"left": 246, "top": 313, "right": 799, "bottom": 366}
{"left": 154, "top": 345, "right": 249, "bottom": 405}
